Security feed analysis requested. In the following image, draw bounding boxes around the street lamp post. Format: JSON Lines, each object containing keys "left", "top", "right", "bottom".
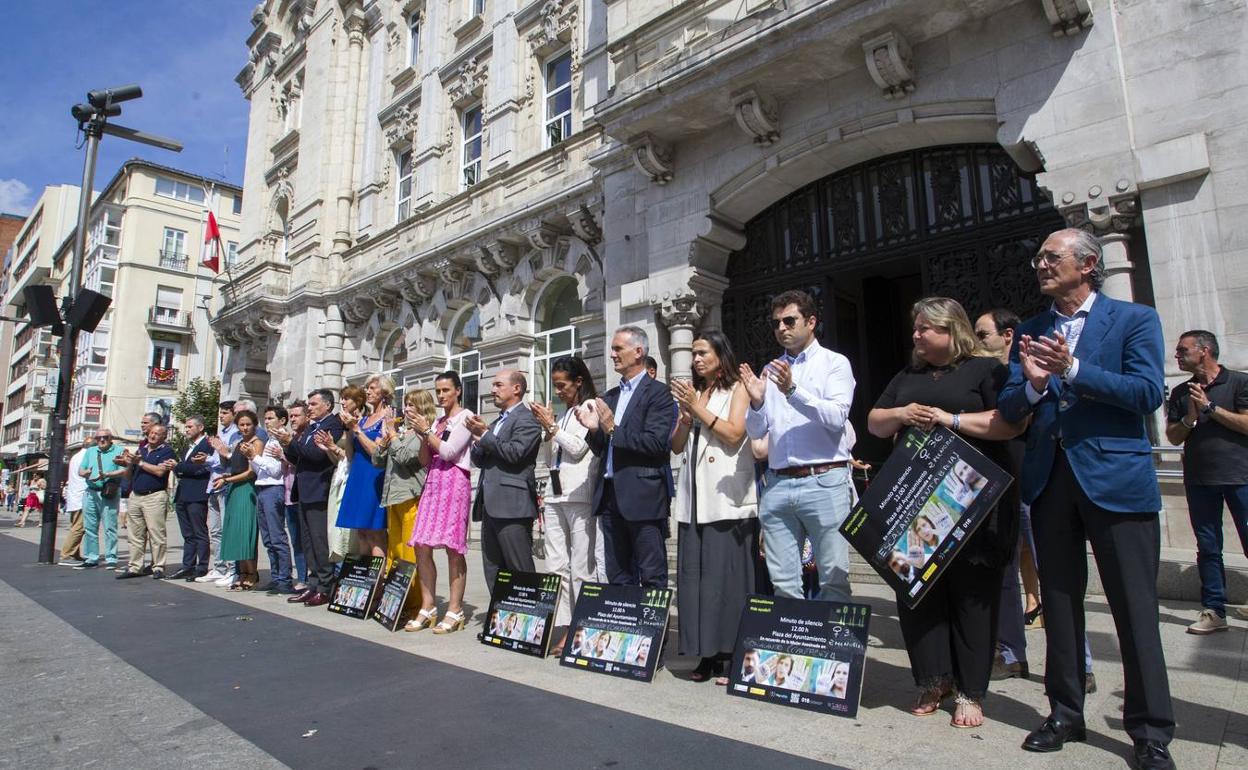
{"left": 35, "top": 86, "right": 182, "bottom": 565}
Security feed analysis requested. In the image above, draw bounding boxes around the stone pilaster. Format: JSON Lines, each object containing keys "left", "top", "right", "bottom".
{"left": 1059, "top": 192, "right": 1140, "bottom": 301}
{"left": 323, "top": 304, "right": 346, "bottom": 387}
{"left": 659, "top": 293, "right": 706, "bottom": 382}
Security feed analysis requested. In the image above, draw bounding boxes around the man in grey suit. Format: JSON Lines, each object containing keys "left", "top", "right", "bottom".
{"left": 468, "top": 369, "right": 544, "bottom": 593}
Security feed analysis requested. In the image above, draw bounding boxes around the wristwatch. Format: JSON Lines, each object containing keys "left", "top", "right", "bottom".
{"left": 784, "top": 383, "right": 797, "bottom": 399}
{"left": 1202, "top": 403, "right": 1216, "bottom": 416}
{"left": 1181, "top": 416, "right": 1197, "bottom": 429}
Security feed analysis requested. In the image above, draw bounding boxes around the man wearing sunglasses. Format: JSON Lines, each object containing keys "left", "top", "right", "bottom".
{"left": 999, "top": 228, "right": 1174, "bottom": 769}
{"left": 741, "top": 289, "right": 857, "bottom": 603}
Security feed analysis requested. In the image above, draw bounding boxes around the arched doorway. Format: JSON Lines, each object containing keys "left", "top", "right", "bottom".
{"left": 721, "top": 144, "right": 1064, "bottom": 465}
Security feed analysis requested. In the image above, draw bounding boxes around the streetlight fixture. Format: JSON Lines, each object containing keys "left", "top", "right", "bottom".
{"left": 33, "top": 85, "right": 183, "bottom": 565}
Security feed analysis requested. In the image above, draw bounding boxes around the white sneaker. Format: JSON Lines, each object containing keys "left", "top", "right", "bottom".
{"left": 1234, "top": 606, "right": 1248, "bottom": 622}
{"left": 215, "top": 571, "right": 238, "bottom": 587}
{"left": 195, "top": 569, "right": 227, "bottom": 583}
{"left": 1187, "top": 608, "right": 1229, "bottom": 635}
{"left": 58, "top": 558, "right": 86, "bottom": 567}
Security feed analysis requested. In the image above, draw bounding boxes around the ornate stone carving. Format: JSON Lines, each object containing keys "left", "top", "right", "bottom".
{"left": 527, "top": 0, "right": 578, "bottom": 54}
{"left": 447, "top": 55, "right": 488, "bottom": 106}
{"left": 1061, "top": 194, "right": 1139, "bottom": 235}
{"left": 367, "top": 286, "right": 400, "bottom": 310}
{"left": 863, "top": 31, "right": 916, "bottom": 99}
{"left": 340, "top": 296, "right": 374, "bottom": 325}
{"left": 659, "top": 292, "right": 705, "bottom": 330}
{"left": 344, "top": 13, "right": 367, "bottom": 46}
{"left": 386, "top": 21, "right": 402, "bottom": 51}
{"left": 398, "top": 272, "right": 437, "bottom": 302}
{"left": 473, "top": 241, "right": 521, "bottom": 277}
{"left": 1041, "top": 0, "right": 1093, "bottom": 37}
{"left": 631, "top": 133, "right": 674, "bottom": 185}
{"left": 383, "top": 105, "right": 417, "bottom": 148}
{"left": 732, "top": 87, "right": 780, "bottom": 146}
{"left": 568, "top": 204, "right": 602, "bottom": 245}
{"left": 524, "top": 222, "right": 563, "bottom": 250}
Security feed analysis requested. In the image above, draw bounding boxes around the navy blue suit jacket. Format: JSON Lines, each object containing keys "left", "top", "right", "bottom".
{"left": 587, "top": 374, "right": 674, "bottom": 522}
{"left": 173, "top": 437, "right": 214, "bottom": 503}
{"left": 284, "top": 413, "right": 345, "bottom": 505}
{"left": 998, "top": 294, "right": 1164, "bottom": 513}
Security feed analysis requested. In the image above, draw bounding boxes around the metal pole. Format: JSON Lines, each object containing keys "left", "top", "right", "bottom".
{"left": 37, "top": 117, "right": 102, "bottom": 564}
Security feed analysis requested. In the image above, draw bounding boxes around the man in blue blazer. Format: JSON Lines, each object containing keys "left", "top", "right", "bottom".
{"left": 279, "top": 390, "right": 345, "bottom": 606}
{"left": 579, "top": 326, "right": 674, "bottom": 588}
{"left": 170, "top": 415, "right": 214, "bottom": 580}
{"left": 999, "top": 228, "right": 1175, "bottom": 770}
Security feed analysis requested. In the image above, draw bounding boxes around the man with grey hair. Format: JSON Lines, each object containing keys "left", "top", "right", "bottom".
{"left": 1000, "top": 228, "right": 1175, "bottom": 768}
{"left": 1166, "top": 329, "right": 1248, "bottom": 634}
{"left": 170, "top": 415, "right": 214, "bottom": 580}
{"left": 579, "top": 325, "right": 675, "bottom": 587}
{"left": 116, "top": 423, "right": 175, "bottom": 580}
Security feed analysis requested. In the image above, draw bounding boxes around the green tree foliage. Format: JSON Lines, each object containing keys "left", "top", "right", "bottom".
{"left": 169, "top": 378, "right": 221, "bottom": 454}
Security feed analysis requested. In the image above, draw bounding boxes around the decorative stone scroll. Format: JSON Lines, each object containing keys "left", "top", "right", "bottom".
{"left": 1041, "top": 0, "right": 1093, "bottom": 37}
{"left": 631, "top": 133, "right": 674, "bottom": 184}
{"left": 732, "top": 87, "right": 780, "bottom": 146}
{"left": 863, "top": 31, "right": 915, "bottom": 100}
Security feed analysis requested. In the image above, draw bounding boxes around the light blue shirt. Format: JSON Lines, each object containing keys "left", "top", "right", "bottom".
{"left": 208, "top": 422, "right": 241, "bottom": 479}
{"left": 604, "top": 369, "right": 649, "bottom": 478}
{"left": 744, "top": 339, "right": 856, "bottom": 469}
{"left": 1025, "top": 291, "right": 1097, "bottom": 403}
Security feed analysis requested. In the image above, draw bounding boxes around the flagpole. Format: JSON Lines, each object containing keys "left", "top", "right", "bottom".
{"left": 196, "top": 185, "right": 211, "bottom": 382}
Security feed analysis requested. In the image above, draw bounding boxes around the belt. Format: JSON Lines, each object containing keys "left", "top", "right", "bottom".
{"left": 132, "top": 488, "right": 164, "bottom": 497}
{"left": 775, "top": 462, "right": 847, "bottom": 478}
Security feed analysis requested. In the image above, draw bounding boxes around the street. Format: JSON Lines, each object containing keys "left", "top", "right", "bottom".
{"left": 1, "top": 521, "right": 1245, "bottom": 770}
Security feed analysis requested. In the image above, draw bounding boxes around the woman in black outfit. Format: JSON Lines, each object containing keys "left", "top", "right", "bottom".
{"left": 868, "top": 296, "right": 1025, "bottom": 729}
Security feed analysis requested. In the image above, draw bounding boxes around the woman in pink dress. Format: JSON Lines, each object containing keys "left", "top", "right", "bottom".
{"left": 406, "top": 371, "right": 474, "bottom": 634}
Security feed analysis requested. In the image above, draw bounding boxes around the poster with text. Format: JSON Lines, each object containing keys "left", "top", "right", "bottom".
{"left": 839, "top": 426, "right": 1012, "bottom": 608}
{"left": 478, "top": 570, "right": 562, "bottom": 658}
{"left": 559, "top": 583, "right": 671, "bottom": 683}
{"left": 328, "top": 555, "right": 385, "bottom": 619}
{"left": 371, "top": 559, "right": 417, "bottom": 631}
{"left": 727, "top": 596, "right": 871, "bottom": 717}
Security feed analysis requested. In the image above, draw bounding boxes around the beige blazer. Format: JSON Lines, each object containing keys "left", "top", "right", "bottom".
{"left": 545, "top": 406, "right": 598, "bottom": 505}
{"left": 674, "top": 383, "right": 758, "bottom": 525}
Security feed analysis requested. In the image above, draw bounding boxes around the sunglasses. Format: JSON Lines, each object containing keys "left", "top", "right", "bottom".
{"left": 770, "top": 315, "right": 803, "bottom": 330}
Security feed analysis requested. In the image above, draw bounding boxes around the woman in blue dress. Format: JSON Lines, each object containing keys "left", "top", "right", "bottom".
{"left": 334, "top": 374, "right": 395, "bottom": 558}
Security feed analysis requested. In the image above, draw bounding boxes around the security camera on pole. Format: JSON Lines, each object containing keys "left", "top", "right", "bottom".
{"left": 33, "top": 85, "right": 183, "bottom": 565}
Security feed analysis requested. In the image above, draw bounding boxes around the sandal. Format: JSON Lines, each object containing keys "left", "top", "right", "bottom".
{"left": 404, "top": 607, "right": 438, "bottom": 632}
{"left": 689, "top": 657, "right": 718, "bottom": 683}
{"left": 910, "top": 683, "right": 952, "bottom": 716}
{"left": 951, "top": 694, "right": 984, "bottom": 728}
{"left": 431, "top": 609, "right": 466, "bottom": 635}
{"left": 1024, "top": 604, "right": 1044, "bottom": 628}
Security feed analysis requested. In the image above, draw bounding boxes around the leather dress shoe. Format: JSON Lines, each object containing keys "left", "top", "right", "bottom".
{"left": 115, "top": 570, "right": 144, "bottom": 580}
{"left": 1132, "top": 740, "right": 1176, "bottom": 770}
{"left": 287, "top": 589, "right": 314, "bottom": 604}
{"left": 168, "top": 568, "right": 194, "bottom": 580}
{"left": 304, "top": 592, "right": 330, "bottom": 607}
{"left": 1022, "top": 717, "right": 1087, "bottom": 752}
{"left": 140, "top": 565, "right": 154, "bottom": 576}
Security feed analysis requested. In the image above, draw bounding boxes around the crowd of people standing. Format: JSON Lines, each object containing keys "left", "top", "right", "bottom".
{"left": 39, "top": 226, "right": 1248, "bottom": 770}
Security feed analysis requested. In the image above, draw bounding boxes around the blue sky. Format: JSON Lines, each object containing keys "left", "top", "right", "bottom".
{"left": 0, "top": 1, "right": 255, "bottom": 215}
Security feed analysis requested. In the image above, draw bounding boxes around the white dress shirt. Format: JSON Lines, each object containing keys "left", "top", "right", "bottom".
{"left": 745, "top": 339, "right": 856, "bottom": 469}
{"left": 251, "top": 439, "right": 286, "bottom": 486}
{"left": 1026, "top": 291, "right": 1098, "bottom": 403}
{"left": 65, "top": 448, "right": 87, "bottom": 512}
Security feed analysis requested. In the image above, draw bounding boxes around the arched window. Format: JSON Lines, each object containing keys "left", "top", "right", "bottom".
{"left": 275, "top": 197, "right": 291, "bottom": 261}
{"left": 447, "top": 307, "right": 482, "bottom": 414}
{"left": 380, "top": 327, "right": 408, "bottom": 403}
{"left": 531, "top": 277, "right": 581, "bottom": 409}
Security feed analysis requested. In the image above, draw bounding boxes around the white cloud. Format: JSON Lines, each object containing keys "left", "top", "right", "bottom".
{"left": 0, "top": 178, "right": 32, "bottom": 216}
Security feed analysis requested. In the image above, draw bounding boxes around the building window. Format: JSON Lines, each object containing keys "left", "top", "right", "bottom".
{"left": 233, "top": 194, "right": 243, "bottom": 215}
{"left": 161, "top": 228, "right": 188, "bottom": 270}
{"left": 381, "top": 327, "right": 409, "bottom": 404}
{"left": 544, "top": 52, "right": 573, "bottom": 148}
{"left": 472, "top": 0, "right": 485, "bottom": 17}
{"left": 461, "top": 105, "right": 482, "bottom": 190}
{"left": 154, "top": 177, "right": 206, "bottom": 204}
{"left": 226, "top": 241, "right": 239, "bottom": 268}
{"left": 408, "top": 14, "right": 421, "bottom": 68}
{"left": 154, "top": 286, "right": 183, "bottom": 325}
{"left": 396, "top": 150, "right": 413, "bottom": 221}
{"left": 531, "top": 277, "right": 582, "bottom": 409}
{"left": 447, "top": 307, "right": 482, "bottom": 414}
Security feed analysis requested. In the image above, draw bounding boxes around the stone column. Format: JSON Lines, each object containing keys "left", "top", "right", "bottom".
{"left": 323, "top": 304, "right": 346, "bottom": 387}
{"left": 659, "top": 293, "right": 704, "bottom": 382}
{"left": 334, "top": 11, "right": 368, "bottom": 255}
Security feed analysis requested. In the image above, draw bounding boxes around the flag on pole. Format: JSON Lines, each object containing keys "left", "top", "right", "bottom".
{"left": 202, "top": 211, "right": 223, "bottom": 273}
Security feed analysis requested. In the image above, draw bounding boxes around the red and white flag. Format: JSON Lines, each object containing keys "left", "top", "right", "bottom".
{"left": 202, "top": 211, "right": 223, "bottom": 273}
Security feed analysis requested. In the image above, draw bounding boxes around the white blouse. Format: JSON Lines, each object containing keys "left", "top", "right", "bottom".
{"left": 251, "top": 439, "right": 286, "bottom": 486}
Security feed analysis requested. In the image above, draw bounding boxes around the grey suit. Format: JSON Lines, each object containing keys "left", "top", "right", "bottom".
{"left": 470, "top": 404, "right": 543, "bottom": 592}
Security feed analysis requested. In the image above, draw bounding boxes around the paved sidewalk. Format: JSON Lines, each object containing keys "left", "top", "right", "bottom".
{"left": 3, "top": 517, "right": 1246, "bottom": 769}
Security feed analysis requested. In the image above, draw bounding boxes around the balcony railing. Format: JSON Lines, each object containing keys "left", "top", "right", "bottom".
{"left": 147, "top": 306, "right": 193, "bottom": 332}
{"left": 148, "top": 366, "right": 179, "bottom": 388}
{"left": 159, "top": 250, "right": 189, "bottom": 271}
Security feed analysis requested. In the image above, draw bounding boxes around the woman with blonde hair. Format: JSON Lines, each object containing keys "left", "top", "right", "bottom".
{"left": 868, "top": 296, "right": 1024, "bottom": 729}
{"left": 333, "top": 374, "right": 395, "bottom": 558}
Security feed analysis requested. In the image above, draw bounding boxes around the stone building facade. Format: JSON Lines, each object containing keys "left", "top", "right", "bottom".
{"left": 217, "top": 0, "right": 1246, "bottom": 545}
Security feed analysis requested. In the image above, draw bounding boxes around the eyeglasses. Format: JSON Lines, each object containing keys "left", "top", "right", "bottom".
{"left": 1030, "top": 250, "right": 1072, "bottom": 270}
{"left": 94, "top": 435, "right": 110, "bottom": 441}
{"left": 770, "top": 315, "right": 801, "bottom": 330}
